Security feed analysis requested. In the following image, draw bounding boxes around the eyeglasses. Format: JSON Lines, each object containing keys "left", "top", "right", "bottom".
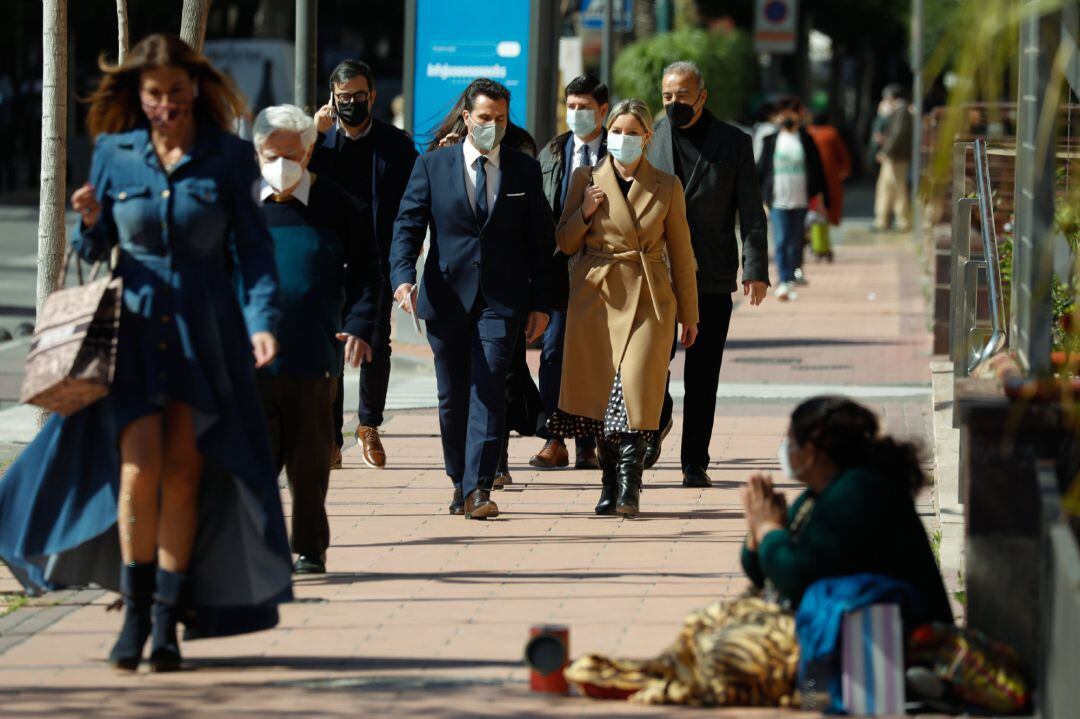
{"left": 334, "top": 91, "right": 369, "bottom": 105}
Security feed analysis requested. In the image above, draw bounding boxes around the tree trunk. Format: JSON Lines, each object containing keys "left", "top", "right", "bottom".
{"left": 180, "top": 0, "right": 211, "bottom": 54}
{"left": 37, "top": 0, "right": 68, "bottom": 427}
{"left": 117, "top": 0, "right": 128, "bottom": 63}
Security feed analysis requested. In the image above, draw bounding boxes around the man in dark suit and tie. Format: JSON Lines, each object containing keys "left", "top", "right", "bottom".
{"left": 390, "top": 79, "right": 553, "bottom": 519}
{"left": 647, "top": 60, "right": 770, "bottom": 488}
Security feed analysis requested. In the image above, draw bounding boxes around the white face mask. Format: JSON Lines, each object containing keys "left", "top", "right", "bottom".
{"left": 261, "top": 157, "right": 304, "bottom": 193}
{"left": 607, "top": 133, "right": 644, "bottom": 164}
{"left": 777, "top": 436, "right": 809, "bottom": 480}
{"left": 566, "top": 107, "right": 597, "bottom": 138}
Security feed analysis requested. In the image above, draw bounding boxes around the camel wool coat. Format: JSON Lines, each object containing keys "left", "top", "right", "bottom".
{"left": 556, "top": 155, "right": 699, "bottom": 431}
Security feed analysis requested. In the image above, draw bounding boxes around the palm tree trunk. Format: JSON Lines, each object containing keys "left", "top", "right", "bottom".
{"left": 117, "top": 0, "right": 129, "bottom": 63}
{"left": 180, "top": 0, "right": 211, "bottom": 54}
{"left": 37, "top": 0, "right": 68, "bottom": 427}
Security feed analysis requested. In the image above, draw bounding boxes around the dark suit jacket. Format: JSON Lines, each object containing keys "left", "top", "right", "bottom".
{"left": 757, "top": 128, "right": 830, "bottom": 212}
{"left": 310, "top": 117, "right": 419, "bottom": 278}
{"left": 537, "top": 130, "right": 607, "bottom": 311}
{"left": 389, "top": 143, "right": 555, "bottom": 321}
{"left": 648, "top": 112, "right": 769, "bottom": 293}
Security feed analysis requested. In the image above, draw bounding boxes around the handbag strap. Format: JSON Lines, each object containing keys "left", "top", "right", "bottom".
{"left": 57, "top": 246, "right": 111, "bottom": 289}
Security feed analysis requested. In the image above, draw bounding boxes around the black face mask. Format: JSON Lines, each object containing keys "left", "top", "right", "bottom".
{"left": 781, "top": 117, "right": 797, "bottom": 130}
{"left": 666, "top": 100, "right": 697, "bottom": 128}
{"left": 337, "top": 100, "right": 369, "bottom": 127}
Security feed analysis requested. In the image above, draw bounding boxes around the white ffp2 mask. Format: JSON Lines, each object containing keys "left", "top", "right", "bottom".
{"left": 261, "top": 157, "right": 304, "bottom": 193}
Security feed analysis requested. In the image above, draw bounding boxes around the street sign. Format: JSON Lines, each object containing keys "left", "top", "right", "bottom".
{"left": 754, "top": 0, "right": 798, "bottom": 55}
{"left": 410, "top": 0, "right": 532, "bottom": 145}
{"left": 580, "top": 0, "right": 633, "bottom": 32}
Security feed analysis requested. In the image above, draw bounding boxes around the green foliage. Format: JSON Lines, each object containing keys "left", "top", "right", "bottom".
{"left": 613, "top": 28, "right": 756, "bottom": 121}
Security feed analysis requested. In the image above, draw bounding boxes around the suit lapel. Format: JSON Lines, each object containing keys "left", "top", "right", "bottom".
{"left": 627, "top": 159, "right": 661, "bottom": 234}
{"left": 595, "top": 156, "right": 639, "bottom": 247}
{"left": 449, "top": 147, "right": 475, "bottom": 225}
{"left": 648, "top": 119, "right": 675, "bottom": 174}
{"left": 480, "top": 148, "right": 508, "bottom": 232}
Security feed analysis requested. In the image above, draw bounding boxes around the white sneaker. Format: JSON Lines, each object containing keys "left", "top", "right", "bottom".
{"left": 775, "top": 282, "right": 791, "bottom": 301}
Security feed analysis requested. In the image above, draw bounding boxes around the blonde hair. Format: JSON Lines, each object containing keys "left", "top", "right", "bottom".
{"left": 606, "top": 98, "right": 654, "bottom": 135}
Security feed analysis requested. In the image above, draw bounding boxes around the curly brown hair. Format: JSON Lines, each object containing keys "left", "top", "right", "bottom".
{"left": 86, "top": 33, "right": 247, "bottom": 137}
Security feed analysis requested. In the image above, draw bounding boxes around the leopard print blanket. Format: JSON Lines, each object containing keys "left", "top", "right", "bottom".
{"left": 564, "top": 596, "right": 800, "bottom": 707}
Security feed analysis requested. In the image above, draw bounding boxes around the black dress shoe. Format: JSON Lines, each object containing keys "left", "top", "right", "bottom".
{"left": 293, "top": 554, "right": 327, "bottom": 574}
{"left": 643, "top": 418, "right": 673, "bottom": 470}
{"left": 464, "top": 489, "right": 499, "bottom": 520}
{"left": 682, "top": 465, "right": 713, "bottom": 488}
{"left": 449, "top": 487, "right": 465, "bottom": 515}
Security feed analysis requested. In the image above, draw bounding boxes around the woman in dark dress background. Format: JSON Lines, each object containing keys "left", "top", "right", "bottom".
{"left": 0, "top": 34, "right": 293, "bottom": 672}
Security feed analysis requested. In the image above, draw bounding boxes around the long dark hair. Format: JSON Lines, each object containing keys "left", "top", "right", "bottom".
{"left": 425, "top": 83, "right": 537, "bottom": 156}
{"left": 790, "top": 396, "right": 926, "bottom": 495}
{"left": 86, "top": 33, "right": 246, "bottom": 137}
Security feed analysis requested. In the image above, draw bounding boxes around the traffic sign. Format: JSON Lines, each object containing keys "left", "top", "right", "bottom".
{"left": 755, "top": 0, "right": 798, "bottom": 54}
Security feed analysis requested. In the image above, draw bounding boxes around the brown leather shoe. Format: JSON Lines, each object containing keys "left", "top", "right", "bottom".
{"left": 493, "top": 471, "right": 513, "bottom": 489}
{"left": 528, "top": 439, "right": 569, "bottom": 469}
{"left": 330, "top": 445, "right": 343, "bottom": 470}
{"left": 464, "top": 489, "right": 499, "bottom": 520}
{"left": 354, "top": 425, "right": 386, "bottom": 468}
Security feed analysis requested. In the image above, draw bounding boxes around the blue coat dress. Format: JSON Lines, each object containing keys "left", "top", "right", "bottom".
{"left": 0, "top": 123, "right": 293, "bottom": 638}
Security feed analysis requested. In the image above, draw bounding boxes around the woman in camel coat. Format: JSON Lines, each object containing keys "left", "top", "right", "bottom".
{"left": 547, "top": 98, "right": 699, "bottom": 518}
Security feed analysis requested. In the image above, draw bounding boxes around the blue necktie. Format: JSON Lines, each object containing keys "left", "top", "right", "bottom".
{"left": 475, "top": 155, "right": 488, "bottom": 227}
{"left": 578, "top": 143, "right": 591, "bottom": 169}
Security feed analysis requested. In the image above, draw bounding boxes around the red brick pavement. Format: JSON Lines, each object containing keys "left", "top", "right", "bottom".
{"left": 0, "top": 232, "right": 941, "bottom": 717}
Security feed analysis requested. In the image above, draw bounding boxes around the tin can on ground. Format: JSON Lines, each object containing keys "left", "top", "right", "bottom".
{"left": 524, "top": 624, "right": 570, "bottom": 694}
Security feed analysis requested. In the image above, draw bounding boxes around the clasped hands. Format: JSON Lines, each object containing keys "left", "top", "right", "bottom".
{"left": 739, "top": 473, "right": 788, "bottom": 551}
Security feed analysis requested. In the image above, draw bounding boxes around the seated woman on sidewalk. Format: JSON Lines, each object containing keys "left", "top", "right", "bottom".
{"left": 565, "top": 396, "right": 952, "bottom": 707}
{"left": 740, "top": 394, "right": 953, "bottom": 625}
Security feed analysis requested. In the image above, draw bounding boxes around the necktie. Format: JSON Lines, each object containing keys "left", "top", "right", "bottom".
{"left": 474, "top": 155, "right": 489, "bottom": 227}
{"left": 578, "top": 143, "right": 591, "bottom": 169}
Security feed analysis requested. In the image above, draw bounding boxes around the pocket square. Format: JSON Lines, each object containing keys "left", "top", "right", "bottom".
{"left": 506, "top": 192, "right": 526, "bottom": 197}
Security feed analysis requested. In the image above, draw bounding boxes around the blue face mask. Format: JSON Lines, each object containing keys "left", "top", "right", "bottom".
{"left": 607, "top": 132, "right": 644, "bottom": 164}
{"left": 566, "top": 108, "right": 597, "bottom": 138}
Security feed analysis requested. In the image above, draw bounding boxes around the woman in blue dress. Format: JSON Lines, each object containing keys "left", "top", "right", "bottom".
{"left": 0, "top": 34, "right": 293, "bottom": 671}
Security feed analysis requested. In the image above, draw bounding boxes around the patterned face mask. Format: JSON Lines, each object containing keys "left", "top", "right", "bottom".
{"left": 141, "top": 99, "right": 193, "bottom": 129}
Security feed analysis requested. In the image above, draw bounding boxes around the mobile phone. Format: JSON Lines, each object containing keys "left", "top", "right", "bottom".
{"left": 327, "top": 92, "right": 336, "bottom": 119}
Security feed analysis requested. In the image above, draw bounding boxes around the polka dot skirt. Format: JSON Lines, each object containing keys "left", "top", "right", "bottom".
{"left": 546, "top": 370, "right": 658, "bottom": 441}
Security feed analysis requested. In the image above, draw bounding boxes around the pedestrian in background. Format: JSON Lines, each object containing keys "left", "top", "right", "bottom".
{"left": 548, "top": 98, "right": 699, "bottom": 518}
{"left": 758, "top": 97, "right": 828, "bottom": 301}
{"left": 312, "top": 59, "right": 418, "bottom": 471}
{"left": 872, "top": 84, "right": 913, "bottom": 232}
{"left": 0, "top": 33, "right": 292, "bottom": 672}
{"left": 390, "top": 79, "right": 553, "bottom": 520}
{"left": 806, "top": 111, "right": 852, "bottom": 259}
{"left": 648, "top": 60, "right": 770, "bottom": 488}
{"left": 530, "top": 74, "right": 610, "bottom": 473}
{"left": 253, "top": 105, "right": 381, "bottom": 575}
{"left": 429, "top": 91, "right": 545, "bottom": 490}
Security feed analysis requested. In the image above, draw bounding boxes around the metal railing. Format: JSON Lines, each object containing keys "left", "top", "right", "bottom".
{"left": 950, "top": 138, "right": 1009, "bottom": 376}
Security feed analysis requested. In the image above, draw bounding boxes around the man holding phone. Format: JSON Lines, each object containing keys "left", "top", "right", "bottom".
{"left": 311, "top": 60, "right": 419, "bottom": 471}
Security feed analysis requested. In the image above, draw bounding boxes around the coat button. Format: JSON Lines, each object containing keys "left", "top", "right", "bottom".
{"left": 159, "top": 342, "right": 167, "bottom": 350}
{"left": 161, "top": 189, "right": 171, "bottom": 198}
{"left": 117, "top": 191, "right": 127, "bottom": 200}
{"left": 161, "top": 315, "right": 170, "bottom": 323}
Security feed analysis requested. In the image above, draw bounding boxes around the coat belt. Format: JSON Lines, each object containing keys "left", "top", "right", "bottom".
{"left": 584, "top": 247, "right": 666, "bottom": 321}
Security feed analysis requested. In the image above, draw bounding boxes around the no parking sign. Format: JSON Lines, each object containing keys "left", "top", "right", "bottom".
{"left": 754, "top": 0, "right": 798, "bottom": 54}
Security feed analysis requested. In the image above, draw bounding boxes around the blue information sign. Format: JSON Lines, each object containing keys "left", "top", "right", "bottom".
{"left": 411, "top": 1, "right": 532, "bottom": 144}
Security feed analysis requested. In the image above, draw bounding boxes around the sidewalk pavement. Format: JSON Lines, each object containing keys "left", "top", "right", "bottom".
{"left": 0, "top": 226, "right": 950, "bottom": 717}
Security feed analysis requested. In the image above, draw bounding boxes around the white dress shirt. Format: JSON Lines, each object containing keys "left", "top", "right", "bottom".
{"left": 258, "top": 169, "right": 312, "bottom": 205}
{"left": 570, "top": 132, "right": 604, "bottom": 177}
{"left": 462, "top": 138, "right": 501, "bottom": 215}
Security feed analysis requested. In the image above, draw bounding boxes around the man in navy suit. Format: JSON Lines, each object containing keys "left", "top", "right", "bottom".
{"left": 390, "top": 79, "right": 553, "bottom": 519}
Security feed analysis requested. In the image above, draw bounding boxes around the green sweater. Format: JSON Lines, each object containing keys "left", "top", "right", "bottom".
{"left": 741, "top": 467, "right": 953, "bottom": 625}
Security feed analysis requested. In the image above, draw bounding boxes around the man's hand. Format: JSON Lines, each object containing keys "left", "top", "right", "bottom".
{"left": 679, "top": 323, "right": 698, "bottom": 348}
{"left": 394, "top": 283, "right": 416, "bottom": 314}
{"left": 251, "top": 331, "right": 279, "bottom": 369}
{"left": 315, "top": 104, "right": 335, "bottom": 134}
{"left": 743, "top": 281, "right": 768, "bottom": 307}
{"left": 524, "top": 311, "right": 549, "bottom": 343}
{"left": 336, "top": 333, "right": 373, "bottom": 368}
